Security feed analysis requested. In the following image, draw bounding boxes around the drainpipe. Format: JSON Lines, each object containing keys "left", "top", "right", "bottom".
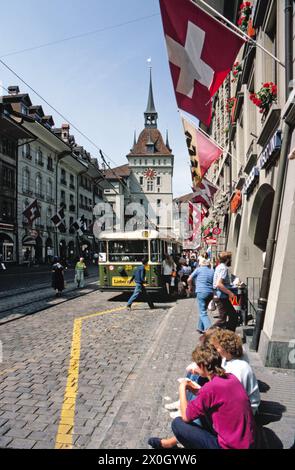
{"left": 251, "top": 0, "right": 293, "bottom": 350}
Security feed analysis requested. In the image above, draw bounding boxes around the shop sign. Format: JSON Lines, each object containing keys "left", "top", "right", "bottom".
{"left": 230, "top": 190, "right": 242, "bottom": 213}
{"left": 257, "top": 130, "right": 282, "bottom": 171}
{"left": 243, "top": 166, "right": 259, "bottom": 195}
{"left": 243, "top": 130, "right": 282, "bottom": 196}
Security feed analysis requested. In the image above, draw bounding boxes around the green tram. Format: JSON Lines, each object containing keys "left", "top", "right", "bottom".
{"left": 98, "top": 230, "right": 182, "bottom": 292}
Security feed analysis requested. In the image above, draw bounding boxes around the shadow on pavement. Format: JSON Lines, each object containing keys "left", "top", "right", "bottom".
{"left": 258, "top": 380, "right": 271, "bottom": 393}
{"left": 257, "top": 400, "right": 287, "bottom": 425}
{"left": 255, "top": 425, "right": 283, "bottom": 449}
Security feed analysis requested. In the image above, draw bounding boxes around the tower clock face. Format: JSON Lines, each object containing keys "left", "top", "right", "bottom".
{"left": 143, "top": 168, "right": 157, "bottom": 179}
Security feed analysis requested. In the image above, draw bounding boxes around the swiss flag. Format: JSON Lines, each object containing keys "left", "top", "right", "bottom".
{"left": 191, "top": 177, "right": 218, "bottom": 209}
{"left": 159, "top": 0, "right": 245, "bottom": 126}
{"left": 22, "top": 199, "right": 40, "bottom": 224}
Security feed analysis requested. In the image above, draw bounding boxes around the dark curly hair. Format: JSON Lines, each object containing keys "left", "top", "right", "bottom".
{"left": 192, "top": 344, "right": 226, "bottom": 377}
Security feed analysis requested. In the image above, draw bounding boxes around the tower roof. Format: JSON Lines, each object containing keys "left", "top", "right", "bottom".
{"left": 145, "top": 69, "right": 157, "bottom": 114}
{"left": 144, "top": 68, "right": 158, "bottom": 129}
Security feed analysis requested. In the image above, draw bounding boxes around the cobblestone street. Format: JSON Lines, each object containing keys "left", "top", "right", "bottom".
{"left": 1, "top": 291, "right": 295, "bottom": 449}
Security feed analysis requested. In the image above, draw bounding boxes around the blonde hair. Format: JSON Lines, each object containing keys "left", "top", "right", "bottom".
{"left": 209, "top": 329, "right": 243, "bottom": 358}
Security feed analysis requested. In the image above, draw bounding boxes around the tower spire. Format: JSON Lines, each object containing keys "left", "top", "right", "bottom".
{"left": 166, "top": 129, "right": 171, "bottom": 151}
{"left": 144, "top": 66, "right": 158, "bottom": 129}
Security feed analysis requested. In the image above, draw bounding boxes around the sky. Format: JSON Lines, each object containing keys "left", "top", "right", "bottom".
{"left": 0, "top": 0, "right": 196, "bottom": 197}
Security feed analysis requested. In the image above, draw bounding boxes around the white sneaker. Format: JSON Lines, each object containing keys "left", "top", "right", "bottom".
{"left": 164, "top": 400, "right": 180, "bottom": 411}
{"left": 170, "top": 410, "right": 181, "bottom": 419}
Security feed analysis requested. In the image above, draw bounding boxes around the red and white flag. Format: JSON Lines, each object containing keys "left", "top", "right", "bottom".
{"left": 183, "top": 117, "right": 223, "bottom": 185}
{"left": 191, "top": 177, "right": 217, "bottom": 209}
{"left": 22, "top": 199, "right": 40, "bottom": 225}
{"left": 159, "top": 0, "right": 245, "bottom": 126}
{"left": 188, "top": 201, "right": 201, "bottom": 242}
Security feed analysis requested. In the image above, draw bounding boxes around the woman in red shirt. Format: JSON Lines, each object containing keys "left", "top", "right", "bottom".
{"left": 148, "top": 344, "right": 256, "bottom": 449}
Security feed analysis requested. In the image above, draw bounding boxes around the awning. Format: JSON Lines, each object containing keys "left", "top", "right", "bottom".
{"left": 22, "top": 236, "right": 36, "bottom": 246}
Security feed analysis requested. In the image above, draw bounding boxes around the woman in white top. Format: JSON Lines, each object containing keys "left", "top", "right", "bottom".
{"left": 210, "top": 329, "right": 260, "bottom": 415}
{"left": 162, "top": 254, "right": 176, "bottom": 297}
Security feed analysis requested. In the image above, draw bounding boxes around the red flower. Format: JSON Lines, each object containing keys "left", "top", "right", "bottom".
{"left": 238, "top": 17, "right": 243, "bottom": 25}
{"left": 263, "top": 82, "right": 270, "bottom": 88}
{"left": 271, "top": 84, "right": 278, "bottom": 95}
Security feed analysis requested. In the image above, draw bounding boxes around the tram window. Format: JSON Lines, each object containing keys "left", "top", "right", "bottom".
{"left": 109, "top": 240, "right": 148, "bottom": 262}
{"left": 151, "top": 239, "right": 161, "bottom": 262}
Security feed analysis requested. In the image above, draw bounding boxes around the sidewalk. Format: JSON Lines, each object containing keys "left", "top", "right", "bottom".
{"left": 94, "top": 297, "right": 295, "bottom": 449}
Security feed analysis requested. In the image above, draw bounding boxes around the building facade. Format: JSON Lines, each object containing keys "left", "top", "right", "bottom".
{"left": 0, "top": 87, "right": 105, "bottom": 264}
{"left": 206, "top": 0, "right": 295, "bottom": 368}
{"left": 102, "top": 72, "right": 175, "bottom": 235}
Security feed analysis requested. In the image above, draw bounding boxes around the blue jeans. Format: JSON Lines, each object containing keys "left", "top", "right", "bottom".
{"left": 171, "top": 417, "right": 221, "bottom": 449}
{"left": 127, "top": 283, "right": 154, "bottom": 308}
{"left": 196, "top": 292, "right": 213, "bottom": 331}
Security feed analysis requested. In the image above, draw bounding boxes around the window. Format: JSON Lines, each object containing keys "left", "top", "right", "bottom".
{"left": 70, "top": 174, "right": 74, "bottom": 188}
{"left": 22, "top": 169, "right": 30, "bottom": 192}
{"left": 147, "top": 180, "right": 154, "bottom": 192}
{"left": 1, "top": 137, "right": 16, "bottom": 159}
{"left": 164, "top": 159, "right": 167, "bottom": 165}
{"left": 2, "top": 166, "right": 14, "bottom": 189}
{"left": 109, "top": 240, "right": 148, "bottom": 262}
{"left": 157, "top": 199, "right": 161, "bottom": 207}
{"left": 47, "top": 155, "right": 53, "bottom": 171}
{"left": 156, "top": 216, "right": 161, "bottom": 225}
{"left": 158, "top": 159, "right": 161, "bottom": 165}
{"left": 70, "top": 194, "right": 74, "bottom": 203}
{"left": 134, "top": 159, "right": 137, "bottom": 165}
{"left": 36, "top": 148, "right": 43, "bottom": 165}
{"left": 36, "top": 174, "right": 42, "bottom": 196}
{"left": 157, "top": 176, "right": 161, "bottom": 186}
{"left": 46, "top": 179, "right": 53, "bottom": 199}
{"left": 139, "top": 159, "right": 142, "bottom": 165}
{"left": 139, "top": 176, "right": 143, "bottom": 185}
{"left": 21, "top": 104, "right": 28, "bottom": 115}
{"left": 153, "top": 160, "right": 155, "bottom": 165}
{"left": 61, "top": 190, "right": 66, "bottom": 207}
{"left": 140, "top": 199, "right": 144, "bottom": 205}
{"left": 145, "top": 159, "right": 148, "bottom": 165}
{"left": 61, "top": 169, "right": 66, "bottom": 184}
{"left": 23, "top": 143, "right": 31, "bottom": 159}
{"left": 47, "top": 208, "right": 52, "bottom": 226}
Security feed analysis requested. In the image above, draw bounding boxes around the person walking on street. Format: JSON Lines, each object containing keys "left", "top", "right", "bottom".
{"left": 75, "top": 257, "right": 86, "bottom": 288}
{"left": 162, "top": 254, "right": 176, "bottom": 297}
{"left": 127, "top": 257, "right": 154, "bottom": 310}
{"left": 51, "top": 256, "right": 65, "bottom": 297}
{"left": 188, "top": 258, "right": 214, "bottom": 333}
{"left": 212, "top": 251, "right": 237, "bottom": 331}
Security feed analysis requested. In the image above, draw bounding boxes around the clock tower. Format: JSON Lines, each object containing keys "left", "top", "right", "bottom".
{"left": 126, "top": 70, "right": 174, "bottom": 234}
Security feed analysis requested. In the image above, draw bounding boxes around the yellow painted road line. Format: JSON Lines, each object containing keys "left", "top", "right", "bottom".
{"left": 55, "top": 306, "right": 126, "bottom": 449}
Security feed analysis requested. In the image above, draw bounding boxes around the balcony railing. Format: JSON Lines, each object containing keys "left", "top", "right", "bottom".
{"left": 60, "top": 202, "right": 67, "bottom": 209}
{"left": 22, "top": 152, "right": 32, "bottom": 160}
{"left": 47, "top": 165, "right": 54, "bottom": 172}
{"left": 69, "top": 204, "right": 76, "bottom": 212}
{"left": 36, "top": 160, "right": 44, "bottom": 167}
{"left": 69, "top": 183, "right": 75, "bottom": 190}
{"left": 60, "top": 179, "right": 67, "bottom": 186}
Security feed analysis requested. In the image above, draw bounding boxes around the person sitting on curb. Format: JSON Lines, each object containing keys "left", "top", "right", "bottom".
{"left": 126, "top": 257, "right": 154, "bottom": 310}
{"left": 148, "top": 344, "right": 256, "bottom": 449}
{"left": 209, "top": 329, "right": 260, "bottom": 415}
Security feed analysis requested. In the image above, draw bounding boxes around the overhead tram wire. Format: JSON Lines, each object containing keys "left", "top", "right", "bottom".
{"left": 0, "top": 61, "right": 158, "bottom": 231}
{"left": 0, "top": 58, "right": 123, "bottom": 172}
{"left": 0, "top": 13, "right": 160, "bottom": 59}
